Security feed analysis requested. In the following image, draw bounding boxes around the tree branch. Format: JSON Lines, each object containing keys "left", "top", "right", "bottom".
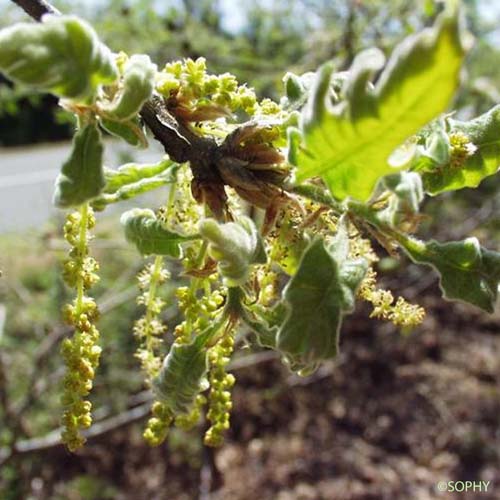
{"left": 10, "top": 0, "right": 59, "bottom": 21}
{"left": 139, "top": 97, "right": 207, "bottom": 164}
{"left": 0, "top": 402, "right": 151, "bottom": 467}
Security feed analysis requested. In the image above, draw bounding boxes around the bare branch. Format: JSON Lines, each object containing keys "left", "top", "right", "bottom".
{"left": 228, "top": 350, "right": 278, "bottom": 370}
{"left": 0, "top": 402, "right": 151, "bottom": 467}
{"left": 0, "top": 348, "right": 281, "bottom": 467}
{"left": 10, "top": 0, "right": 59, "bottom": 21}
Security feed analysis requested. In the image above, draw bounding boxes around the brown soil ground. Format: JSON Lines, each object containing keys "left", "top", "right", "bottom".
{"left": 15, "top": 287, "right": 500, "bottom": 500}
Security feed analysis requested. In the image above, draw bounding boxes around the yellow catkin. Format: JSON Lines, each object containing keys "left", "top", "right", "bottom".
{"left": 133, "top": 256, "right": 169, "bottom": 382}
{"left": 204, "top": 332, "right": 236, "bottom": 447}
{"left": 60, "top": 204, "right": 101, "bottom": 451}
{"left": 358, "top": 268, "right": 425, "bottom": 327}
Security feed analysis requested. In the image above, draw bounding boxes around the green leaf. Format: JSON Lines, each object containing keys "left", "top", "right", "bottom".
{"left": 383, "top": 172, "right": 423, "bottom": 212}
{"left": 277, "top": 228, "right": 367, "bottom": 374}
{"left": 378, "top": 172, "right": 424, "bottom": 227}
{"left": 245, "top": 302, "right": 288, "bottom": 349}
{"left": 400, "top": 236, "right": 500, "bottom": 313}
{"left": 0, "top": 16, "right": 117, "bottom": 101}
{"left": 99, "top": 117, "right": 147, "bottom": 147}
{"left": 419, "top": 121, "right": 451, "bottom": 166}
{"left": 92, "top": 175, "right": 175, "bottom": 211}
{"left": 103, "top": 158, "right": 176, "bottom": 193}
{"left": 53, "top": 122, "right": 105, "bottom": 208}
{"left": 199, "top": 216, "right": 267, "bottom": 287}
{"left": 93, "top": 159, "right": 177, "bottom": 210}
{"left": 418, "top": 105, "right": 500, "bottom": 194}
{"left": 281, "top": 69, "right": 350, "bottom": 115}
{"left": 289, "top": 9, "right": 464, "bottom": 201}
{"left": 152, "top": 327, "right": 213, "bottom": 414}
{"left": 283, "top": 72, "right": 305, "bottom": 102}
{"left": 121, "top": 208, "right": 198, "bottom": 257}
{"left": 104, "top": 55, "right": 157, "bottom": 120}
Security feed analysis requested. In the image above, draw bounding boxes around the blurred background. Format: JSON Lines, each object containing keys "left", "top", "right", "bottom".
{"left": 0, "top": 1, "right": 499, "bottom": 499}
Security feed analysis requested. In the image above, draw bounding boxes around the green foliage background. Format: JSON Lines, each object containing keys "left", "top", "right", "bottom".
{"left": 2, "top": 0, "right": 500, "bottom": 145}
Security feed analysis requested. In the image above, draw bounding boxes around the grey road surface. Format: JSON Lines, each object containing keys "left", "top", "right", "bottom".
{"left": 0, "top": 140, "right": 165, "bottom": 233}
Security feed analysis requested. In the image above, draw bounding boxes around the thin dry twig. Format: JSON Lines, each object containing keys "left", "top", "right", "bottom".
{"left": 0, "top": 348, "right": 282, "bottom": 466}
{"left": 0, "top": 402, "right": 151, "bottom": 466}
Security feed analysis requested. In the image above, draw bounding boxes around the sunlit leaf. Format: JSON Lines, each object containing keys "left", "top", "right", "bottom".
{"left": 289, "top": 9, "right": 464, "bottom": 201}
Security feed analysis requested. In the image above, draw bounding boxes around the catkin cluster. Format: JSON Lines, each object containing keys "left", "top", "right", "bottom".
{"left": 143, "top": 401, "right": 173, "bottom": 446}
{"left": 155, "top": 56, "right": 282, "bottom": 130}
{"left": 133, "top": 256, "right": 169, "bottom": 382}
{"left": 358, "top": 268, "right": 425, "bottom": 327}
{"left": 143, "top": 270, "right": 229, "bottom": 445}
{"left": 205, "top": 333, "right": 236, "bottom": 447}
{"left": 449, "top": 132, "right": 477, "bottom": 168}
{"left": 174, "top": 285, "right": 225, "bottom": 342}
{"left": 60, "top": 205, "right": 101, "bottom": 451}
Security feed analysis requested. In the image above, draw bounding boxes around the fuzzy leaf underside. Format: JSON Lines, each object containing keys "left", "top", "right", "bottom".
{"left": 92, "top": 175, "right": 175, "bottom": 211}
{"left": 199, "top": 216, "right": 267, "bottom": 287}
{"left": 378, "top": 172, "right": 424, "bottom": 227}
{"left": 104, "top": 54, "right": 157, "bottom": 120}
{"left": 400, "top": 236, "right": 500, "bottom": 313}
{"left": 53, "top": 122, "right": 105, "bottom": 207}
{"left": 277, "top": 230, "right": 367, "bottom": 374}
{"left": 0, "top": 15, "right": 117, "bottom": 101}
{"left": 152, "top": 329, "right": 212, "bottom": 414}
{"left": 121, "top": 208, "right": 198, "bottom": 257}
{"left": 289, "top": 9, "right": 464, "bottom": 201}
{"left": 103, "top": 158, "right": 176, "bottom": 193}
{"left": 92, "top": 159, "right": 178, "bottom": 210}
